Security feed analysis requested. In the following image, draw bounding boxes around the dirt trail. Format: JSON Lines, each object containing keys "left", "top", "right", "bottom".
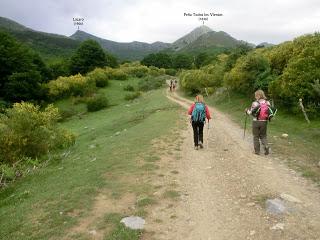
{"left": 146, "top": 90, "right": 320, "bottom": 239}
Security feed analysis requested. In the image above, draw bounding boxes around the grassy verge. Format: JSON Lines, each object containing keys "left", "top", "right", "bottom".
{"left": 0, "top": 78, "right": 180, "bottom": 239}
{"left": 179, "top": 90, "right": 320, "bottom": 185}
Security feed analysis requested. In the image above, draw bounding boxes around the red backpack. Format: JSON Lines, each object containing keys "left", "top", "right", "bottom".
{"left": 258, "top": 102, "right": 269, "bottom": 120}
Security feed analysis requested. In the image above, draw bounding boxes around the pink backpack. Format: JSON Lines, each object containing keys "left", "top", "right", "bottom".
{"left": 258, "top": 102, "right": 269, "bottom": 120}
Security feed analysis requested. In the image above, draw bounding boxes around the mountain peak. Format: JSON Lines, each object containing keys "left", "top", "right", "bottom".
{"left": 172, "top": 25, "right": 213, "bottom": 50}
{"left": 195, "top": 25, "right": 213, "bottom": 32}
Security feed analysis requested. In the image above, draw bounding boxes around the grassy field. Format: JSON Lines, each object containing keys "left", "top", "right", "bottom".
{"left": 0, "top": 78, "right": 181, "bottom": 239}
{"left": 180, "top": 90, "right": 320, "bottom": 185}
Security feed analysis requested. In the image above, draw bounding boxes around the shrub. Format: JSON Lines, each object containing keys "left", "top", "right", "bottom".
{"left": 105, "top": 68, "right": 128, "bottom": 80}
{"left": 267, "top": 33, "right": 320, "bottom": 116}
{"left": 223, "top": 52, "right": 273, "bottom": 94}
{"left": 148, "top": 66, "right": 165, "bottom": 76}
{"left": 87, "top": 68, "right": 109, "bottom": 88}
{"left": 0, "top": 100, "right": 8, "bottom": 113}
{"left": 124, "top": 92, "right": 141, "bottom": 101}
{"left": 180, "top": 70, "right": 220, "bottom": 94}
{"left": 47, "top": 74, "right": 96, "bottom": 99}
{"left": 138, "top": 76, "right": 165, "bottom": 91}
{"left": 4, "top": 71, "right": 49, "bottom": 103}
{"left": 119, "top": 64, "right": 150, "bottom": 78}
{"left": 165, "top": 68, "right": 177, "bottom": 76}
{"left": 86, "top": 94, "right": 109, "bottom": 112}
{"left": 0, "top": 102, "right": 75, "bottom": 165}
{"left": 123, "top": 84, "right": 135, "bottom": 91}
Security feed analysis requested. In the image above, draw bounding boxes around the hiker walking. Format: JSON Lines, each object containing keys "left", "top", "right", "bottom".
{"left": 188, "top": 95, "right": 211, "bottom": 150}
{"left": 174, "top": 79, "right": 178, "bottom": 91}
{"left": 172, "top": 81, "right": 176, "bottom": 92}
{"left": 245, "top": 90, "right": 272, "bottom": 155}
{"left": 169, "top": 79, "right": 173, "bottom": 92}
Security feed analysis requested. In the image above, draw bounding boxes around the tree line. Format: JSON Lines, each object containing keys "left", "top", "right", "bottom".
{"left": 0, "top": 31, "right": 118, "bottom": 105}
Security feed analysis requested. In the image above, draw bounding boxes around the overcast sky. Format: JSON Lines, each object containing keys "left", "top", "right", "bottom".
{"left": 0, "top": 0, "right": 319, "bottom": 44}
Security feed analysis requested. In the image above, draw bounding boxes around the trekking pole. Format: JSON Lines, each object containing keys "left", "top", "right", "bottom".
{"left": 243, "top": 113, "right": 248, "bottom": 139}
{"left": 207, "top": 121, "right": 210, "bottom": 149}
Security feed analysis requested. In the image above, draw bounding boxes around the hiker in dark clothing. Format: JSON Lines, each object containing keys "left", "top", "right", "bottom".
{"left": 188, "top": 95, "right": 211, "bottom": 150}
{"left": 169, "top": 79, "right": 173, "bottom": 92}
{"left": 172, "top": 81, "right": 176, "bottom": 91}
{"left": 245, "top": 90, "right": 271, "bottom": 155}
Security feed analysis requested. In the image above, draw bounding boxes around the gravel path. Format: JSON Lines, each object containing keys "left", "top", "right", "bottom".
{"left": 154, "top": 91, "right": 320, "bottom": 240}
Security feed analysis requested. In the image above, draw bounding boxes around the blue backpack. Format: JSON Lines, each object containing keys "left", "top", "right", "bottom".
{"left": 192, "top": 102, "right": 206, "bottom": 122}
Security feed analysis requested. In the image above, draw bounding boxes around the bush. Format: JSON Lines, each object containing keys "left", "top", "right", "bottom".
{"left": 180, "top": 69, "right": 220, "bottom": 94}
{"left": 105, "top": 68, "right": 128, "bottom": 80}
{"left": 138, "top": 76, "right": 165, "bottom": 91}
{"left": 4, "top": 71, "right": 48, "bottom": 102}
{"left": 148, "top": 66, "right": 165, "bottom": 77}
{"left": 165, "top": 68, "right": 177, "bottom": 76}
{"left": 123, "top": 84, "right": 135, "bottom": 91}
{"left": 0, "top": 100, "right": 8, "bottom": 113}
{"left": 223, "top": 52, "right": 273, "bottom": 94}
{"left": 87, "top": 68, "right": 109, "bottom": 88}
{"left": 124, "top": 92, "right": 141, "bottom": 101}
{"left": 86, "top": 94, "right": 109, "bottom": 112}
{"left": 0, "top": 102, "right": 75, "bottom": 165}
{"left": 47, "top": 74, "right": 96, "bottom": 99}
{"left": 121, "top": 65, "right": 150, "bottom": 78}
{"left": 267, "top": 33, "right": 320, "bottom": 116}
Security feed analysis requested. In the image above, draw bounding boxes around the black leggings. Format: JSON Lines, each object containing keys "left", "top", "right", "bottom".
{"left": 192, "top": 121, "right": 204, "bottom": 146}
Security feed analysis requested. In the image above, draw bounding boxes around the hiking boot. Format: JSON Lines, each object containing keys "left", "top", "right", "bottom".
{"left": 264, "top": 147, "right": 270, "bottom": 155}
{"left": 254, "top": 152, "right": 260, "bottom": 155}
{"left": 194, "top": 146, "right": 199, "bottom": 150}
{"left": 199, "top": 141, "right": 203, "bottom": 149}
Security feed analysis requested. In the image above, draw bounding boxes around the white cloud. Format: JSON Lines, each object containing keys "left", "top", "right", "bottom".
{"left": 0, "top": 0, "right": 319, "bottom": 44}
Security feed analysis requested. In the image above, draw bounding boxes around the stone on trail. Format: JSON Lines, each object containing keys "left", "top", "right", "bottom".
{"left": 120, "top": 216, "right": 145, "bottom": 230}
{"left": 115, "top": 131, "right": 121, "bottom": 136}
{"left": 266, "top": 198, "right": 287, "bottom": 215}
{"left": 280, "top": 193, "right": 302, "bottom": 203}
{"left": 89, "top": 229, "right": 97, "bottom": 235}
{"left": 281, "top": 133, "right": 289, "bottom": 138}
{"left": 270, "top": 223, "right": 285, "bottom": 230}
{"left": 246, "top": 202, "right": 256, "bottom": 207}
{"left": 240, "top": 194, "right": 247, "bottom": 199}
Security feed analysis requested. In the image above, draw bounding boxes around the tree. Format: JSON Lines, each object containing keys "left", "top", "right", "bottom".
{"left": 4, "top": 71, "right": 47, "bottom": 102}
{"left": 224, "top": 52, "right": 273, "bottom": 94}
{"left": 173, "top": 54, "right": 193, "bottom": 69}
{"left": 105, "top": 52, "right": 119, "bottom": 68}
{"left": 0, "top": 31, "right": 49, "bottom": 102}
{"left": 141, "top": 53, "right": 172, "bottom": 68}
{"left": 70, "top": 40, "right": 117, "bottom": 74}
{"left": 195, "top": 52, "right": 210, "bottom": 68}
{"left": 0, "top": 31, "right": 34, "bottom": 92}
{"left": 49, "top": 59, "right": 71, "bottom": 79}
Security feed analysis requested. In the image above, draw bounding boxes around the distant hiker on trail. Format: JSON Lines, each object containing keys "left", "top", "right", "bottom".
{"left": 188, "top": 95, "right": 211, "bottom": 150}
{"left": 172, "top": 81, "right": 176, "bottom": 91}
{"left": 169, "top": 79, "right": 173, "bottom": 92}
{"left": 245, "top": 89, "right": 276, "bottom": 155}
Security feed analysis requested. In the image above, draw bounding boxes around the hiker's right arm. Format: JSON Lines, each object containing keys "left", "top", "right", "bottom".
{"left": 246, "top": 101, "right": 259, "bottom": 115}
{"left": 188, "top": 104, "right": 195, "bottom": 115}
{"left": 205, "top": 106, "right": 211, "bottom": 121}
